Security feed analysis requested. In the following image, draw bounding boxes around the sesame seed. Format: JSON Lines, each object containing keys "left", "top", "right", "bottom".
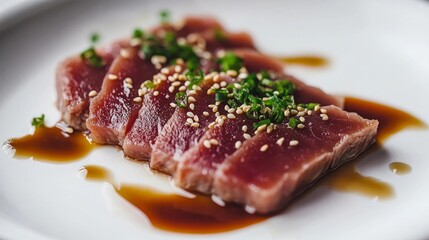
{"left": 208, "top": 122, "right": 216, "bottom": 129}
{"left": 297, "top": 123, "right": 305, "bottom": 129}
{"left": 160, "top": 67, "right": 170, "bottom": 75}
{"left": 242, "top": 125, "right": 248, "bottom": 132}
{"left": 212, "top": 106, "right": 218, "bottom": 113}
{"left": 184, "top": 81, "right": 190, "bottom": 87}
{"left": 207, "top": 88, "right": 214, "bottom": 95}
{"left": 213, "top": 74, "right": 220, "bottom": 82}
{"left": 188, "top": 96, "right": 196, "bottom": 102}
{"left": 168, "top": 76, "right": 175, "bottom": 82}
{"left": 203, "top": 111, "right": 209, "bottom": 116}
{"left": 297, "top": 111, "right": 305, "bottom": 117}
{"left": 168, "top": 86, "right": 175, "bottom": 93}
{"left": 203, "top": 140, "right": 211, "bottom": 148}
{"left": 107, "top": 74, "right": 118, "bottom": 80}
{"left": 321, "top": 114, "right": 329, "bottom": 121}
{"left": 170, "top": 103, "right": 177, "bottom": 108}
{"left": 125, "top": 83, "right": 133, "bottom": 89}
{"left": 297, "top": 106, "right": 304, "bottom": 111}
{"left": 289, "top": 140, "right": 299, "bottom": 146}
{"left": 257, "top": 124, "right": 267, "bottom": 132}
{"left": 226, "top": 70, "right": 238, "bottom": 77}
{"left": 153, "top": 91, "right": 159, "bottom": 96}
{"left": 179, "top": 86, "right": 186, "bottom": 92}
{"left": 234, "top": 83, "right": 242, "bottom": 88}
{"left": 320, "top": 108, "right": 327, "bottom": 114}
{"left": 228, "top": 108, "right": 235, "bottom": 113}
{"left": 65, "top": 127, "right": 74, "bottom": 134}
{"left": 314, "top": 105, "right": 321, "bottom": 111}
{"left": 307, "top": 110, "right": 313, "bottom": 115}
{"left": 188, "top": 90, "right": 197, "bottom": 95}
{"left": 236, "top": 109, "right": 243, "bottom": 114}
{"left": 186, "top": 112, "right": 194, "bottom": 118}
{"left": 299, "top": 116, "right": 306, "bottom": 122}
{"left": 291, "top": 109, "right": 298, "bottom": 115}
{"left": 208, "top": 104, "right": 215, "bottom": 109}
{"left": 124, "top": 78, "right": 133, "bottom": 84}
{"left": 120, "top": 49, "right": 130, "bottom": 58}
{"left": 189, "top": 103, "right": 195, "bottom": 110}
{"left": 260, "top": 144, "right": 269, "bottom": 152}
{"left": 210, "top": 139, "right": 219, "bottom": 145}
{"left": 220, "top": 81, "right": 227, "bottom": 87}
{"left": 243, "top": 133, "right": 251, "bottom": 140}
{"left": 224, "top": 105, "right": 230, "bottom": 111}
{"left": 235, "top": 141, "right": 242, "bottom": 149}
{"left": 267, "top": 125, "right": 274, "bottom": 133}
{"left": 174, "top": 65, "right": 182, "bottom": 73}
{"left": 133, "top": 97, "right": 142, "bottom": 103}
{"left": 88, "top": 90, "right": 97, "bottom": 97}
{"left": 193, "top": 115, "right": 199, "bottom": 122}
{"left": 213, "top": 83, "right": 220, "bottom": 89}
{"left": 191, "top": 122, "right": 200, "bottom": 128}
{"left": 276, "top": 137, "right": 285, "bottom": 146}
{"left": 186, "top": 118, "right": 194, "bottom": 124}
{"left": 217, "top": 118, "right": 224, "bottom": 126}
{"left": 172, "top": 81, "right": 181, "bottom": 87}
{"left": 215, "top": 101, "right": 221, "bottom": 106}
{"left": 227, "top": 113, "right": 236, "bottom": 119}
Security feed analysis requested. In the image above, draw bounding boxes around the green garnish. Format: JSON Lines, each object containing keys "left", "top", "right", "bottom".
{"left": 31, "top": 114, "right": 45, "bottom": 128}
{"left": 186, "top": 69, "right": 204, "bottom": 89}
{"left": 132, "top": 28, "right": 144, "bottom": 39}
{"left": 160, "top": 10, "right": 171, "bottom": 23}
{"left": 306, "top": 103, "right": 319, "bottom": 110}
{"left": 80, "top": 47, "right": 105, "bottom": 68}
{"left": 218, "top": 52, "right": 243, "bottom": 72}
{"left": 214, "top": 89, "right": 228, "bottom": 102}
{"left": 253, "top": 119, "right": 271, "bottom": 129}
{"left": 288, "top": 118, "right": 299, "bottom": 128}
{"left": 144, "top": 80, "right": 155, "bottom": 89}
{"left": 175, "top": 92, "right": 188, "bottom": 108}
{"left": 214, "top": 28, "right": 226, "bottom": 42}
{"left": 90, "top": 33, "right": 100, "bottom": 44}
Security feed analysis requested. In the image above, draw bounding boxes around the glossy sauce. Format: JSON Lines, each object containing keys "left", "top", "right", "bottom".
{"left": 5, "top": 126, "right": 94, "bottom": 163}
{"left": 81, "top": 165, "right": 266, "bottom": 234}
{"left": 389, "top": 162, "right": 412, "bottom": 175}
{"left": 277, "top": 55, "right": 328, "bottom": 67}
{"left": 323, "top": 97, "right": 426, "bottom": 198}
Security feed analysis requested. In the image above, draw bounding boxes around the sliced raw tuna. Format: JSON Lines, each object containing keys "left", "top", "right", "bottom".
{"left": 55, "top": 40, "right": 126, "bottom": 130}
{"left": 86, "top": 47, "right": 158, "bottom": 145}
{"left": 212, "top": 105, "right": 378, "bottom": 214}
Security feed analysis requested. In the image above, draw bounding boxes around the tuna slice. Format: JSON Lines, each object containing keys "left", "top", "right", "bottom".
{"left": 122, "top": 19, "right": 256, "bottom": 160}
{"left": 212, "top": 105, "right": 378, "bottom": 214}
{"left": 151, "top": 49, "right": 342, "bottom": 175}
{"left": 86, "top": 47, "right": 158, "bottom": 145}
{"left": 174, "top": 52, "right": 343, "bottom": 194}
{"left": 55, "top": 40, "right": 126, "bottom": 130}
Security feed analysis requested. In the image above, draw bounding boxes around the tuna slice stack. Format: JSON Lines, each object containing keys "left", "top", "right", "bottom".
{"left": 56, "top": 16, "right": 378, "bottom": 214}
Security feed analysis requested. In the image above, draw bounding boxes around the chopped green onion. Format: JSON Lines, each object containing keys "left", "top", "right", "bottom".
{"left": 306, "top": 103, "right": 319, "bottom": 110}
{"left": 186, "top": 69, "right": 204, "bottom": 89}
{"left": 288, "top": 118, "right": 299, "bottom": 128}
{"left": 253, "top": 119, "right": 271, "bottom": 129}
{"left": 132, "top": 28, "right": 144, "bottom": 39}
{"left": 80, "top": 47, "right": 105, "bottom": 68}
{"left": 214, "top": 28, "right": 226, "bottom": 42}
{"left": 175, "top": 92, "right": 188, "bottom": 108}
{"left": 144, "top": 80, "right": 155, "bottom": 89}
{"left": 160, "top": 9, "right": 171, "bottom": 23}
{"left": 31, "top": 114, "right": 45, "bottom": 128}
{"left": 218, "top": 52, "right": 243, "bottom": 72}
{"left": 90, "top": 33, "right": 100, "bottom": 44}
{"left": 214, "top": 89, "right": 228, "bottom": 102}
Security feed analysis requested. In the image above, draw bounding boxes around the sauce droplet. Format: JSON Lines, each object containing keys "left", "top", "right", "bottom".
{"left": 277, "top": 55, "right": 328, "bottom": 67}
{"left": 80, "top": 165, "right": 113, "bottom": 181}
{"left": 4, "top": 126, "right": 93, "bottom": 163}
{"left": 389, "top": 162, "right": 411, "bottom": 175}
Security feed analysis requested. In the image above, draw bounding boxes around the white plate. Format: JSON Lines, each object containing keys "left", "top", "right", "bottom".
{"left": 1, "top": 0, "right": 429, "bottom": 239}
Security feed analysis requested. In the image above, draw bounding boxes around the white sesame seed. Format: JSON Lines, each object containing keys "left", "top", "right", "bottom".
{"left": 297, "top": 111, "right": 305, "bottom": 117}
{"left": 191, "top": 122, "right": 200, "bottom": 128}
{"left": 153, "top": 91, "right": 159, "bottom": 96}
{"left": 124, "top": 78, "right": 133, "bottom": 84}
{"left": 228, "top": 108, "right": 235, "bottom": 113}
{"left": 172, "top": 81, "right": 181, "bottom": 87}
{"left": 227, "top": 113, "right": 236, "bottom": 119}
{"left": 314, "top": 105, "right": 321, "bottom": 111}
{"left": 210, "top": 139, "right": 219, "bottom": 145}
{"left": 193, "top": 115, "right": 199, "bottom": 122}
{"left": 207, "top": 88, "right": 214, "bottom": 95}
{"left": 235, "top": 141, "right": 242, "bottom": 149}
{"left": 217, "top": 118, "right": 224, "bottom": 126}
{"left": 213, "top": 74, "right": 220, "bottom": 82}
{"left": 291, "top": 109, "right": 298, "bottom": 115}
{"left": 320, "top": 108, "right": 327, "bottom": 114}
{"left": 174, "top": 65, "right": 182, "bottom": 73}
{"left": 289, "top": 140, "right": 299, "bottom": 146}
{"left": 276, "top": 137, "right": 285, "bottom": 146}
{"left": 321, "top": 114, "right": 329, "bottom": 121}
{"left": 168, "top": 76, "right": 175, "bottom": 82}
{"left": 120, "top": 49, "right": 130, "bottom": 58}
{"left": 257, "top": 124, "right": 267, "bottom": 132}
{"left": 267, "top": 125, "right": 274, "bottom": 133}
{"left": 168, "top": 86, "right": 175, "bottom": 93}
{"left": 189, "top": 103, "right": 195, "bottom": 110}
{"left": 179, "top": 86, "right": 187, "bottom": 92}
{"left": 186, "top": 118, "right": 194, "bottom": 124}
{"left": 236, "top": 109, "right": 243, "bottom": 114}
{"left": 170, "top": 102, "right": 177, "bottom": 108}
{"left": 260, "top": 144, "right": 269, "bottom": 152}
{"left": 297, "top": 123, "right": 305, "bottom": 129}
{"left": 188, "top": 90, "right": 197, "bottom": 95}
{"left": 208, "top": 104, "right": 215, "bottom": 109}
{"left": 88, "top": 90, "right": 97, "bottom": 97}
{"left": 213, "top": 83, "right": 220, "bottom": 89}
{"left": 224, "top": 105, "right": 230, "bottom": 111}
{"left": 160, "top": 67, "right": 170, "bottom": 75}
{"left": 203, "top": 111, "right": 209, "bottom": 116}
{"left": 203, "top": 140, "right": 211, "bottom": 148}
{"left": 186, "top": 112, "right": 194, "bottom": 118}
{"left": 188, "top": 96, "right": 196, "bottom": 102}
{"left": 307, "top": 110, "right": 313, "bottom": 115}
{"left": 243, "top": 133, "right": 251, "bottom": 140}
{"left": 226, "top": 70, "right": 238, "bottom": 77}
{"left": 234, "top": 83, "right": 242, "bottom": 89}
{"left": 184, "top": 81, "right": 190, "bottom": 87}
{"left": 107, "top": 74, "right": 118, "bottom": 80}
{"left": 299, "top": 116, "right": 306, "bottom": 122}
{"left": 212, "top": 106, "right": 218, "bottom": 113}
{"left": 133, "top": 97, "right": 142, "bottom": 103}
{"left": 242, "top": 125, "right": 248, "bottom": 132}
{"left": 208, "top": 122, "right": 216, "bottom": 129}
{"left": 220, "top": 81, "right": 227, "bottom": 87}
{"left": 215, "top": 101, "right": 221, "bottom": 106}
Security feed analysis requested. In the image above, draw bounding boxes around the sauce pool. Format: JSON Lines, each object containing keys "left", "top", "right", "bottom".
{"left": 277, "top": 55, "right": 328, "bottom": 67}
{"left": 389, "top": 162, "right": 412, "bottom": 175}
{"left": 4, "top": 126, "right": 94, "bottom": 163}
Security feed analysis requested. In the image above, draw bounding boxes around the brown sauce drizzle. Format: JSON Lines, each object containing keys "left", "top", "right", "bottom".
{"left": 389, "top": 162, "right": 412, "bottom": 175}
{"left": 277, "top": 55, "right": 328, "bottom": 67}
{"left": 322, "top": 97, "right": 426, "bottom": 198}
{"left": 80, "top": 165, "right": 266, "bottom": 234}
{"left": 4, "top": 126, "right": 94, "bottom": 163}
